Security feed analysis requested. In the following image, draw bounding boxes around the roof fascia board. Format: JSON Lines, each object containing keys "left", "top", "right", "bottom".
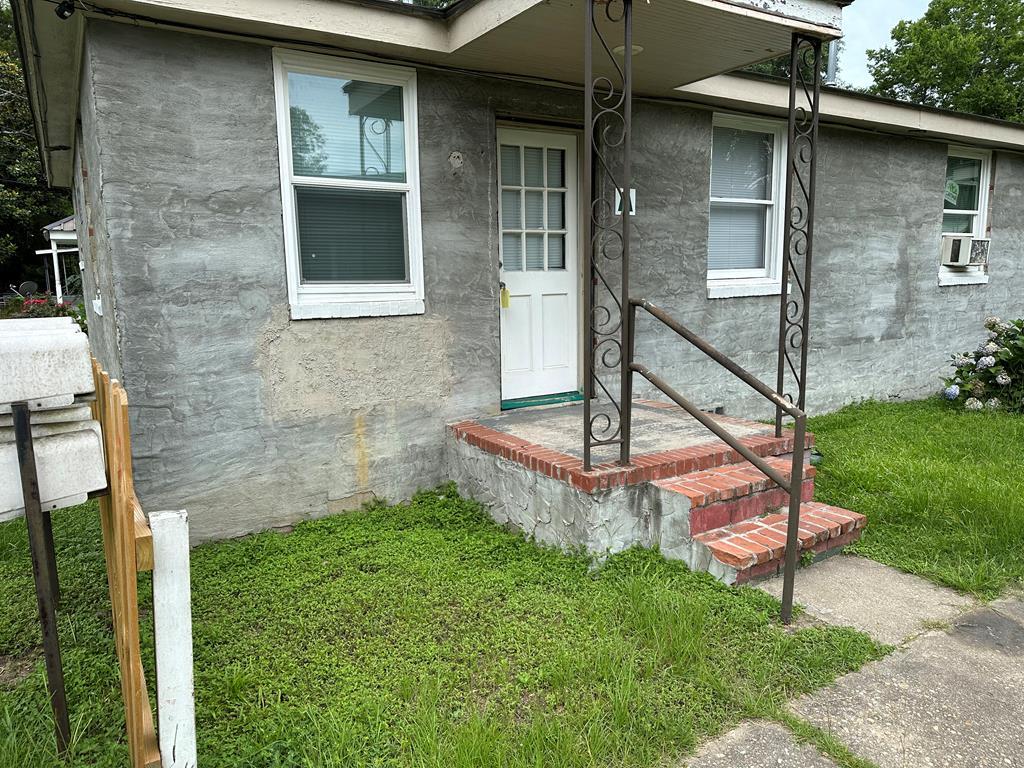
{"left": 677, "top": 74, "right": 1024, "bottom": 151}
{"left": 93, "top": 0, "right": 452, "bottom": 52}
{"left": 683, "top": 0, "right": 842, "bottom": 38}
{"left": 447, "top": 0, "right": 545, "bottom": 51}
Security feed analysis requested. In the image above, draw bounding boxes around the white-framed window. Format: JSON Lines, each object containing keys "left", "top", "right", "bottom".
{"left": 939, "top": 146, "right": 991, "bottom": 287}
{"left": 707, "top": 114, "right": 787, "bottom": 299}
{"left": 942, "top": 147, "right": 990, "bottom": 238}
{"left": 272, "top": 50, "right": 424, "bottom": 319}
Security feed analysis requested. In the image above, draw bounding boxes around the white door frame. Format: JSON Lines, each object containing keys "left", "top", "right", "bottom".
{"left": 496, "top": 125, "right": 582, "bottom": 404}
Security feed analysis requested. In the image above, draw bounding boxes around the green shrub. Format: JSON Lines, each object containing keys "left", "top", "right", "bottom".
{"left": 943, "top": 316, "right": 1024, "bottom": 412}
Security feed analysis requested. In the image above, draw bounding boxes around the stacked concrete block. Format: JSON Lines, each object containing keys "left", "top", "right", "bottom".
{"left": 1, "top": 317, "right": 106, "bottom": 521}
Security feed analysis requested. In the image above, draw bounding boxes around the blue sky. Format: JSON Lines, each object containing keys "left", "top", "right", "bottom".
{"left": 839, "top": 0, "right": 931, "bottom": 88}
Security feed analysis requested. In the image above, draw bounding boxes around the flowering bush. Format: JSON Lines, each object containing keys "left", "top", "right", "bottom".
{"left": 0, "top": 293, "right": 87, "bottom": 333}
{"left": 944, "top": 316, "right": 1024, "bottom": 412}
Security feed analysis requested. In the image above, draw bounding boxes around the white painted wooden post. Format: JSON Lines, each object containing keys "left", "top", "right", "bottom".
{"left": 150, "top": 510, "right": 197, "bottom": 768}
{"left": 50, "top": 241, "right": 63, "bottom": 303}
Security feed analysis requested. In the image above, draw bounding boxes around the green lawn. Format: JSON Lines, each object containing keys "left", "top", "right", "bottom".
{"left": 809, "top": 398, "right": 1024, "bottom": 598}
{"left": 1, "top": 488, "right": 881, "bottom": 768}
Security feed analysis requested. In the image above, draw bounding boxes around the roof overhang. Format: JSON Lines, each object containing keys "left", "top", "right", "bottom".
{"left": 676, "top": 73, "right": 1024, "bottom": 152}
{"left": 15, "top": 0, "right": 849, "bottom": 187}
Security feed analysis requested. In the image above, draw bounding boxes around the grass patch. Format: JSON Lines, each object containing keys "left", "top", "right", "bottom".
{"left": 809, "top": 398, "right": 1024, "bottom": 597}
{"left": 0, "top": 487, "right": 882, "bottom": 767}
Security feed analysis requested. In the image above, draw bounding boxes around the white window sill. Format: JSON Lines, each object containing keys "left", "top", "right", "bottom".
{"left": 289, "top": 298, "right": 425, "bottom": 320}
{"left": 937, "top": 270, "right": 989, "bottom": 287}
{"left": 707, "top": 279, "right": 782, "bottom": 299}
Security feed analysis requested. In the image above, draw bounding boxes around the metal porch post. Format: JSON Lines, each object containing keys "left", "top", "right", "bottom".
{"left": 774, "top": 33, "right": 823, "bottom": 625}
{"left": 582, "top": 0, "right": 633, "bottom": 470}
{"left": 775, "top": 33, "right": 823, "bottom": 438}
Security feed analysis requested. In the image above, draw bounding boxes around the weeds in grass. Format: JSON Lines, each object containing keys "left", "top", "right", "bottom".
{"left": 1, "top": 487, "right": 883, "bottom": 767}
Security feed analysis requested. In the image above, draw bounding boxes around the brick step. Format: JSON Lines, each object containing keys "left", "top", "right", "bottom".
{"left": 691, "top": 502, "right": 867, "bottom": 585}
{"left": 450, "top": 418, "right": 813, "bottom": 494}
{"left": 653, "top": 455, "right": 815, "bottom": 534}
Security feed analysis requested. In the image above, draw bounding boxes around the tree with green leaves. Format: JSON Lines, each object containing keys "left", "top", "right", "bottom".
{"left": 0, "top": 1, "right": 72, "bottom": 291}
{"left": 868, "top": 0, "right": 1024, "bottom": 123}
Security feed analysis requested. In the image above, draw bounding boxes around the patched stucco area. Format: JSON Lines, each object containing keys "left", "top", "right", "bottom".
{"left": 256, "top": 306, "right": 455, "bottom": 421}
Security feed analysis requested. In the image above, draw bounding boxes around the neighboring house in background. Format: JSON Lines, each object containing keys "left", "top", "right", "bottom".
{"left": 9, "top": 0, "right": 1024, "bottom": 543}
{"left": 40, "top": 215, "right": 79, "bottom": 303}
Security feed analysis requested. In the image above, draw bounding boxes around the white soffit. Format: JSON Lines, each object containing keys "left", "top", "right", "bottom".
{"left": 677, "top": 74, "right": 1024, "bottom": 151}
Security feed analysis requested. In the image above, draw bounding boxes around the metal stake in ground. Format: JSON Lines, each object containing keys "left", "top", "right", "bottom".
{"left": 12, "top": 401, "right": 71, "bottom": 755}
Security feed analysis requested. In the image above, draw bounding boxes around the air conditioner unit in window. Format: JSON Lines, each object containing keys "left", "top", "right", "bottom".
{"left": 970, "top": 238, "right": 991, "bottom": 266}
{"left": 941, "top": 234, "right": 974, "bottom": 267}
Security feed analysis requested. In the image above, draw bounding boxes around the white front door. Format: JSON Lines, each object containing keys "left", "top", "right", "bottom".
{"left": 498, "top": 128, "right": 579, "bottom": 402}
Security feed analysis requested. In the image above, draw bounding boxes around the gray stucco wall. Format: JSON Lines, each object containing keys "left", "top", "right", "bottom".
{"left": 628, "top": 121, "right": 1024, "bottom": 416}
{"left": 73, "top": 45, "right": 120, "bottom": 378}
{"left": 78, "top": 20, "right": 1024, "bottom": 541}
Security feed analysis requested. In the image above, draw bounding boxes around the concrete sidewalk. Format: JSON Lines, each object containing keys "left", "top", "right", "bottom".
{"left": 683, "top": 556, "right": 1024, "bottom": 767}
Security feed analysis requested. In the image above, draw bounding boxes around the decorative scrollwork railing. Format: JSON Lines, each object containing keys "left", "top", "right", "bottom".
{"left": 583, "top": 0, "right": 634, "bottom": 470}
{"left": 775, "top": 33, "right": 823, "bottom": 436}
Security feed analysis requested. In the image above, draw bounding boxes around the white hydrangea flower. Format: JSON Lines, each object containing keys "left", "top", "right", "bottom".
{"left": 976, "top": 355, "right": 996, "bottom": 370}
{"left": 984, "top": 315, "right": 1002, "bottom": 330}
{"left": 953, "top": 354, "right": 973, "bottom": 368}
{"left": 986, "top": 398, "right": 1001, "bottom": 410}
{"left": 965, "top": 397, "right": 984, "bottom": 411}
{"left": 983, "top": 341, "right": 1000, "bottom": 356}
{"left": 996, "top": 373, "right": 1011, "bottom": 387}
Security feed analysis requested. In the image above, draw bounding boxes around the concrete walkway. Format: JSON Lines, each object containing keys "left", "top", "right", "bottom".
{"left": 683, "top": 555, "right": 1024, "bottom": 767}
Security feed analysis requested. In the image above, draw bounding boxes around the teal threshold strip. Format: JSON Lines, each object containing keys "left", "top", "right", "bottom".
{"left": 500, "top": 391, "right": 584, "bottom": 411}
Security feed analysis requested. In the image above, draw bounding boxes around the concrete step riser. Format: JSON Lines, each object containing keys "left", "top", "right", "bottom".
{"left": 689, "top": 479, "right": 815, "bottom": 535}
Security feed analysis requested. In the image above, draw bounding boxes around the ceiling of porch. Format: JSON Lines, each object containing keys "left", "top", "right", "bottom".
{"left": 442, "top": 0, "right": 842, "bottom": 97}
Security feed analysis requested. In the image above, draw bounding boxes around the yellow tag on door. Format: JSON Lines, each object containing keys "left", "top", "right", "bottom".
{"left": 500, "top": 286, "right": 511, "bottom": 309}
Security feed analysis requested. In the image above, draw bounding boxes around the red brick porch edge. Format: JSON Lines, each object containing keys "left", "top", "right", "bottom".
{"left": 449, "top": 419, "right": 815, "bottom": 495}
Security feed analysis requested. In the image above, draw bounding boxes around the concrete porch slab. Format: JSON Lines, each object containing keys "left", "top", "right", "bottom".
{"left": 758, "top": 555, "right": 979, "bottom": 645}
{"left": 474, "top": 400, "right": 774, "bottom": 465}
{"left": 683, "top": 720, "right": 838, "bottom": 767}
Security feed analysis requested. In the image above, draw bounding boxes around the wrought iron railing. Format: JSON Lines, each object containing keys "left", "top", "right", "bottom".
{"left": 628, "top": 300, "right": 809, "bottom": 623}
{"left": 581, "top": 0, "right": 825, "bottom": 622}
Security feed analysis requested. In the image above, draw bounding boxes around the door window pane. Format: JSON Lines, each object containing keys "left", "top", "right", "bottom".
{"left": 526, "top": 234, "right": 545, "bottom": 271}
{"left": 549, "top": 235, "right": 566, "bottom": 270}
{"left": 710, "top": 127, "right": 772, "bottom": 200}
{"left": 525, "top": 191, "right": 544, "bottom": 229}
{"left": 295, "top": 187, "right": 407, "bottom": 283}
{"left": 502, "top": 190, "right": 521, "bottom": 229}
{"left": 500, "top": 146, "right": 521, "bottom": 186}
{"left": 288, "top": 73, "right": 406, "bottom": 182}
{"left": 503, "top": 233, "right": 523, "bottom": 271}
{"left": 548, "top": 192, "right": 565, "bottom": 230}
{"left": 524, "top": 147, "right": 545, "bottom": 186}
{"left": 943, "top": 156, "right": 981, "bottom": 211}
{"left": 547, "top": 149, "right": 565, "bottom": 188}
{"left": 708, "top": 203, "right": 767, "bottom": 271}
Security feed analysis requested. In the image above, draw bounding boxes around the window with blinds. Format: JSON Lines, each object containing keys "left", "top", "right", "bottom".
{"left": 708, "top": 123, "right": 779, "bottom": 276}
{"left": 942, "top": 150, "right": 989, "bottom": 237}
{"left": 274, "top": 51, "right": 424, "bottom": 319}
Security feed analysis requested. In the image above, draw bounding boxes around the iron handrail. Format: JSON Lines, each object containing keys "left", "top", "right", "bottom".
{"left": 631, "top": 298, "right": 804, "bottom": 421}
{"left": 627, "top": 297, "right": 809, "bottom": 624}
{"left": 629, "top": 363, "right": 794, "bottom": 493}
